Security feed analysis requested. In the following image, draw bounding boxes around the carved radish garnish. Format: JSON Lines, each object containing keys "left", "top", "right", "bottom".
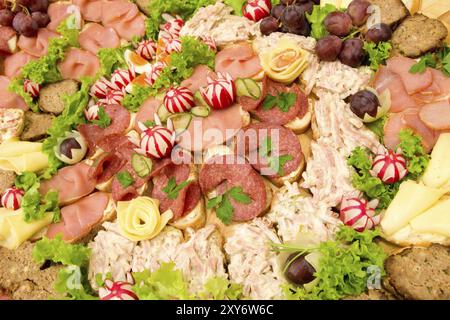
{"left": 145, "top": 61, "right": 166, "bottom": 86}
{"left": 161, "top": 16, "right": 184, "bottom": 37}
{"left": 1, "top": 187, "right": 24, "bottom": 211}
{"left": 136, "top": 39, "right": 157, "bottom": 61}
{"left": 136, "top": 115, "right": 176, "bottom": 159}
{"left": 201, "top": 36, "right": 217, "bottom": 52}
{"left": 84, "top": 103, "right": 100, "bottom": 121}
{"left": 99, "top": 279, "right": 138, "bottom": 300}
{"left": 98, "top": 89, "right": 125, "bottom": 105}
{"left": 340, "top": 197, "right": 380, "bottom": 232}
{"left": 371, "top": 149, "right": 408, "bottom": 184}
{"left": 164, "top": 38, "right": 182, "bottom": 55}
{"left": 243, "top": 0, "right": 272, "bottom": 22}
{"left": 200, "top": 72, "right": 236, "bottom": 110}
{"left": 23, "top": 79, "right": 41, "bottom": 99}
{"left": 164, "top": 86, "right": 195, "bottom": 113}
{"left": 90, "top": 77, "right": 116, "bottom": 99}
{"left": 110, "top": 69, "right": 135, "bottom": 91}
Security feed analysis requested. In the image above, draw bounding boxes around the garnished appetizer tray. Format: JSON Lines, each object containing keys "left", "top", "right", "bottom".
{"left": 0, "top": 0, "right": 449, "bottom": 301}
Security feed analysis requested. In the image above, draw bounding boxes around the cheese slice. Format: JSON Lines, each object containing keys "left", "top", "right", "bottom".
{"left": 422, "top": 133, "right": 450, "bottom": 188}
{"left": 410, "top": 198, "right": 450, "bottom": 237}
{"left": 0, "top": 208, "right": 53, "bottom": 250}
{"left": 381, "top": 180, "right": 447, "bottom": 236}
{"left": 0, "top": 141, "right": 49, "bottom": 174}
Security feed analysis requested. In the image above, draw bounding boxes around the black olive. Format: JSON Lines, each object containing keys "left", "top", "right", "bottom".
{"left": 285, "top": 253, "right": 316, "bottom": 285}
{"left": 350, "top": 90, "right": 380, "bottom": 119}
{"left": 59, "top": 137, "right": 82, "bottom": 159}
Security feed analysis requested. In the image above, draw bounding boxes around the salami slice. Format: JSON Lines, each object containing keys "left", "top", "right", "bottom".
{"left": 111, "top": 178, "right": 140, "bottom": 202}
{"left": 238, "top": 76, "right": 268, "bottom": 111}
{"left": 199, "top": 155, "right": 267, "bottom": 222}
{"left": 89, "top": 152, "right": 126, "bottom": 184}
{"left": 151, "top": 163, "right": 201, "bottom": 219}
{"left": 251, "top": 80, "right": 308, "bottom": 125}
{"left": 235, "top": 123, "right": 303, "bottom": 178}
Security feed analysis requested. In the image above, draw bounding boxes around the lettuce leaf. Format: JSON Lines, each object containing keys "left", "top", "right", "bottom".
{"left": 306, "top": 4, "right": 337, "bottom": 40}
{"left": 198, "top": 277, "right": 243, "bottom": 300}
{"left": 41, "top": 77, "right": 93, "bottom": 179}
{"left": 283, "top": 226, "right": 386, "bottom": 300}
{"left": 224, "top": 0, "right": 246, "bottom": 15}
{"left": 122, "top": 85, "right": 153, "bottom": 112}
{"left": 145, "top": 0, "right": 216, "bottom": 40}
{"left": 54, "top": 266, "right": 98, "bottom": 300}
{"left": 97, "top": 46, "right": 128, "bottom": 77}
{"left": 398, "top": 129, "right": 430, "bottom": 179}
{"left": 33, "top": 235, "right": 91, "bottom": 266}
{"left": 365, "top": 115, "right": 387, "bottom": 141}
{"left": 364, "top": 41, "right": 392, "bottom": 71}
{"left": 8, "top": 78, "right": 39, "bottom": 112}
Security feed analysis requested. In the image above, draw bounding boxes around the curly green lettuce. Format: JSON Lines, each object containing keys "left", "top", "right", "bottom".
{"left": 364, "top": 41, "right": 392, "bottom": 71}
{"left": 306, "top": 4, "right": 338, "bottom": 40}
{"left": 97, "top": 46, "right": 128, "bottom": 77}
{"left": 282, "top": 227, "right": 386, "bottom": 300}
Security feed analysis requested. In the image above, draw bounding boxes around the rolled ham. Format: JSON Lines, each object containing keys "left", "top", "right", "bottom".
{"left": 3, "top": 51, "right": 36, "bottom": 79}
{"left": 39, "top": 162, "right": 97, "bottom": 206}
{"left": 215, "top": 42, "right": 262, "bottom": 80}
{"left": 386, "top": 56, "right": 433, "bottom": 95}
{"left": 46, "top": 192, "right": 110, "bottom": 242}
{"left": 134, "top": 96, "right": 161, "bottom": 132}
{"left": 101, "top": 0, "right": 145, "bottom": 41}
{"left": 419, "top": 100, "right": 450, "bottom": 130}
{"left": 180, "top": 65, "right": 217, "bottom": 92}
{"left": 79, "top": 23, "right": 120, "bottom": 55}
{"left": 47, "top": 2, "right": 72, "bottom": 32}
{"left": 18, "top": 28, "right": 59, "bottom": 58}
{"left": 0, "top": 76, "right": 27, "bottom": 110}
{"left": 58, "top": 48, "right": 100, "bottom": 80}
{"left": 73, "top": 0, "right": 104, "bottom": 23}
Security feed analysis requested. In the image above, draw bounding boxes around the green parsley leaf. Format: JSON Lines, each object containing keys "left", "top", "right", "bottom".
{"left": 91, "top": 106, "right": 111, "bottom": 128}
{"left": 270, "top": 154, "right": 293, "bottom": 176}
{"left": 409, "top": 53, "right": 435, "bottom": 74}
{"left": 364, "top": 41, "right": 392, "bottom": 71}
{"left": 207, "top": 187, "right": 252, "bottom": 224}
{"left": 306, "top": 4, "right": 337, "bottom": 40}
{"left": 162, "top": 177, "right": 191, "bottom": 200}
{"left": 262, "top": 92, "right": 297, "bottom": 112}
{"left": 216, "top": 195, "right": 233, "bottom": 225}
{"left": 206, "top": 194, "right": 223, "bottom": 209}
{"left": 117, "top": 171, "right": 135, "bottom": 188}
{"left": 143, "top": 120, "right": 156, "bottom": 127}
{"left": 228, "top": 187, "right": 252, "bottom": 204}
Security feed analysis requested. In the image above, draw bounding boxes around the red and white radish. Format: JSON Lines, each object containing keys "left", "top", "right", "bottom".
{"left": 200, "top": 72, "right": 236, "bottom": 110}
{"left": 243, "top": 0, "right": 272, "bottom": 22}
{"left": 371, "top": 149, "right": 408, "bottom": 184}
{"left": 1, "top": 187, "right": 24, "bottom": 211}
{"left": 340, "top": 197, "right": 380, "bottom": 232}
{"left": 164, "top": 86, "right": 195, "bottom": 113}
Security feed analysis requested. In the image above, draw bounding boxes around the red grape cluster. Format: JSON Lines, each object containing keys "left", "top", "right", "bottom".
{"left": 316, "top": 0, "right": 392, "bottom": 68}
{"left": 0, "top": 0, "right": 50, "bottom": 37}
{"left": 260, "top": 0, "right": 319, "bottom": 37}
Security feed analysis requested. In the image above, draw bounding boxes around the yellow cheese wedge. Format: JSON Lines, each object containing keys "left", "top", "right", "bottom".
{"left": 0, "top": 209, "right": 53, "bottom": 250}
{"left": 0, "top": 141, "right": 49, "bottom": 174}
{"left": 381, "top": 180, "right": 447, "bottom": 236}
{"left": 410, "top": 198, "right": 450, "bottom": 237}
{"left": 422, "top": 133, "right": 450, "bottom": 188}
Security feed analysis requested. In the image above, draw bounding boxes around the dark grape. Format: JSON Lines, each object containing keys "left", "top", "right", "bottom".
{"left": 316, "top": 35, "right": 343, "bottom": 61}
{"left": 347, "top": 0, "right": 371, "bottom": 26}
{"left": 294, "top": 1, "right": 313, "bottom": 15}
{"left": 271, "top": 4, "right": 285, "bottom": 20}
{"left": 0, "top": 0, "right": 5, "bottom": 10}
{"left": 365, "top": 23, "right": 392, "bottom": 44}
{"left": 28, "top": 0, "right": 49, "bottom": 13}
{"left": 260, "top": 16, "right": 279, "bottom": 36}
{"left": 281, "top": 0, "right": 296, "bottom": 4}
{"left": 339, "top": 38, "right": 365, "bottom": 68}
{"left": 0, "top": 9, "right": 15, "bottom": 27}
{"left": 324, "top": 11, "right": 353, "bottom": 37}
{"left": 281, "top": 5, "right": 310, "bottom": 36}
{"left": 350, "top": 90, "right": 380, "bottom": 119}
{"left": 31, "top": 12, "right": 50, "bottom": 28}
{"left": 59, "top": 137, "right": 82, "bottom": 160}
{"left": 12, "top": 12, "right": 38, "bottom": 37}
{"left": 12, "top": 0, "right": 32, "bottom": 12}
{"left": 310, "top": 0, "right": 320, "bottom": 4}
{"left": 285, "top": 253, "right": 316, "bottom": 286}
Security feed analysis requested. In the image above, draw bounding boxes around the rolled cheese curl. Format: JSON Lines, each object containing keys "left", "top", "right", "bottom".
{"left": 117, "top": 197, "right": 173, "bottom": 241}
{"left": 0, "top": 141, "right": 49, "bottom": 174}
{"left": 260, "top": 39, "right": 309, "bottom": 84}
{"left": 0, "top": 208, "right": 53, "bottom": 250}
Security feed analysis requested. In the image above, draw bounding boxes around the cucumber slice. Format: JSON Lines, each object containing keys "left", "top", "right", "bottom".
{"left": 190, "top": 106, "right": 210, "bottom": 118}
{"left": 194, "top": 91, "right": 208, "bottom": 107}
{"left": 235, "top": 78, "right": 261, "bottom": 100}
{"left": 156, "top": 104, "right": 171, "bottom": 122}
{"left": 168, "top": 113, "right": 192, "bottom": 134}
{"left": 131, "top": 153, "right": 153, "bottom": 178}
{"left": 243, "top": 78, "right": 261, "bottom": 99}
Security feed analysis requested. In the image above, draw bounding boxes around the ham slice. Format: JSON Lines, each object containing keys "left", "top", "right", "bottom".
{"left": 215, "top": 42, "right": 262, "bottom": 80}
{"left": 18, "top": 28, "right": 59, "bottom": 58}
{"left": 384, "top": 113, "right": 406, "bottom": 151}
{"left": 79, "top": 23, "right": 120, "bottom": 55}
{"left": 47, "top": 2, "right": 72, "bottom": 32}
{"left": 134, "top": 96, "right": 161, "bottom": 132}
{"left": 46, "top": 192, "right": 110, "bottom": 242}
{"left": 39, "top": 163, "right": 97, "bottom": 206}
{"left": 386, "top": 56, "right": 433, "bottom": 95}
{"left": 3, "top": 51, "right": 36, "bottom": 79}
{"left": 73, "top": 0, "right": 104, "bottom": 22}
{"left": 373, "top": 66, "right": 420, "bottom": 113}
{"left": 0, "top": 76, "right": 27, "bottom": 110}
{"left": 58, "top": 48, "right": 100, "bottom": 80}
{"left": 101, "top": 0, "right": 145, "bottom": 41}
{"left": 419, "top": 100, "right": 450, "bottom": 130}
{"left": 180, "top": 65, "right": 217, "bottom": 92}
{"left": 177, "top": 103, "right": 244, "bottom": 151}
{"left": 151, "top": 162, "right": 201, "bottom": 219}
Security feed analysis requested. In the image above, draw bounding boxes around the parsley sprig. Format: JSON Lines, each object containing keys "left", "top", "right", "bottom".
{"left": 262, "top": 92, "right": 297, "bottom": 112}
{"left": 162, "top": 177, "right": 192, "bottom": 200}
{"left": 409, "top": 45, "right": 450, "bottom": 76}
{"left": 259, "top": 137, "right": 293, "bottom": 176}
{"left": 116, "top": 171, "right": 135, "bottom": 188}
{"left": 207, "top": 187, "right": 252, "bottom": 224}
{"left": 91, "top": 106, "right": 111, "bottom": 128}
